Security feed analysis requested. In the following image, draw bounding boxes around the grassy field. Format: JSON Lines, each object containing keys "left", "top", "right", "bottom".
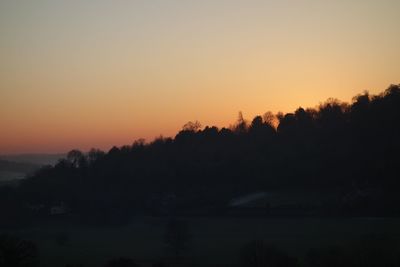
{"left": 5, "top": 217, "right": 400, "bottom": 267}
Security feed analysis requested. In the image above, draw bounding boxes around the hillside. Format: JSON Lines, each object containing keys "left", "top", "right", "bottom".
{"left": 1, "top": 84, "right": 400, "bottom": 226}
{"left": 0, "top": 159, "right": 42, "bottom": 182}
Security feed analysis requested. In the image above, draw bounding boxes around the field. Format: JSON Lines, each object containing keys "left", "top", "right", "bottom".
{"left": 4, "top": 217, "right": 400, "bottom": 267}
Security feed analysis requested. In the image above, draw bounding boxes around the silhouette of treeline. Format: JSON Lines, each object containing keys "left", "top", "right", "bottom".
{"left": 2, "top": 85, "right": 400, "bottom": 226}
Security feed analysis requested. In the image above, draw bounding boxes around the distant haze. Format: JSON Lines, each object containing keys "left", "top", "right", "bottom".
{"left": 0, "top": 154, "right": 65, "bottom": 166}
{"left": 1, "top": 0, "right": 399, "bottom": 153}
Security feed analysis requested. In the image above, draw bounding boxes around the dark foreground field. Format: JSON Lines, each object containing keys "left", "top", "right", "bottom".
{"left": 3, "top": 216, "right": 400, "bottom": 267}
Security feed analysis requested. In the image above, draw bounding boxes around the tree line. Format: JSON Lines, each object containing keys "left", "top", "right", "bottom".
{"left": 1, "top": 84, "right": 400, "bottom": 225}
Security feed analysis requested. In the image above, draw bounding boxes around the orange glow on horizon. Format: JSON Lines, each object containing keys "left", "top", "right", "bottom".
{"left": 1, "top": 1, "right": 399, "bottom": 154}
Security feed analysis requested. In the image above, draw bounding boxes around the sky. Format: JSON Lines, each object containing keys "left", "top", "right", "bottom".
{"left": 1, "top": 0, "right": 399, "bottom": 154}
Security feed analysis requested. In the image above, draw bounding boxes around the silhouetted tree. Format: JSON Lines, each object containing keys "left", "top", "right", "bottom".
{"left": 263, "top": 111, "right": 277, "bottom": 128}
{"left": 182, "top": 120, "right": 202, "bottom": 132}
{"left": 233, "top": 111, "right": 248, "bottom": 134}
{"left": 66, "top": 149, "right": 87, "bottom": 168}
{"left": 87, "top": 148, "right": 105, "bottom": 164}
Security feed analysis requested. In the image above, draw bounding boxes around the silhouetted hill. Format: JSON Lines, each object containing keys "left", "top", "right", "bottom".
{"left": 2, "top": 84, "right": 400, "bottom": 226}
{"left": 0, "top": 160, "right": 42, "bottom": 184}
{"left": 0, "top": 153, "right": 65, "bottom": 166}
{"left": 0, "top": 160, "right": 41, "bottom": 174}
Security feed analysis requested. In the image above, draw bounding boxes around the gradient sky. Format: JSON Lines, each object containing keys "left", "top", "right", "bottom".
{"left": 1, "top": 0, "right": 399, "bottom": 154}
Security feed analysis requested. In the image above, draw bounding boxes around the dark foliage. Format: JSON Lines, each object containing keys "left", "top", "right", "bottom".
{"left": 2, "top": 85, "right": 400, "bottom": 225}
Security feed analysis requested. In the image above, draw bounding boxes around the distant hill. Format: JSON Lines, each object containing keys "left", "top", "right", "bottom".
{"left": 0, "top": 154, "right": 65, "bottom": 182}
{"left": 0, "top": 159, "right": 42, "bottom": 182}
{"left": 0, "top": 153, "right": 65, "bottom": 166}
{"left": 0, "top": 159, "right": 41, "bottom": 173}
{"left": 0, "top": 154, "right": 67, "bottom": 182}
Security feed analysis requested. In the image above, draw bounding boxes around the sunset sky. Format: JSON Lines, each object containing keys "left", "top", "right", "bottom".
{"left": 1, "top": 0, "right": 399, "bottom": 154}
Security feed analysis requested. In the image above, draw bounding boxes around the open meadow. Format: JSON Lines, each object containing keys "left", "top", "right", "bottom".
{"left": 4, "top": 216, "right": 400, "bottom": 267}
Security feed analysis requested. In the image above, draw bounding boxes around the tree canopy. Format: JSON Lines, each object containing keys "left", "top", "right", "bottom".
{"left": 2, "top": 84, "right": 400, "bottom": 225}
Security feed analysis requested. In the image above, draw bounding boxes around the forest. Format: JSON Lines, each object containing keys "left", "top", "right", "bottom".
{"left": 1, "top": 85, "right": 400, "bottom": 227}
